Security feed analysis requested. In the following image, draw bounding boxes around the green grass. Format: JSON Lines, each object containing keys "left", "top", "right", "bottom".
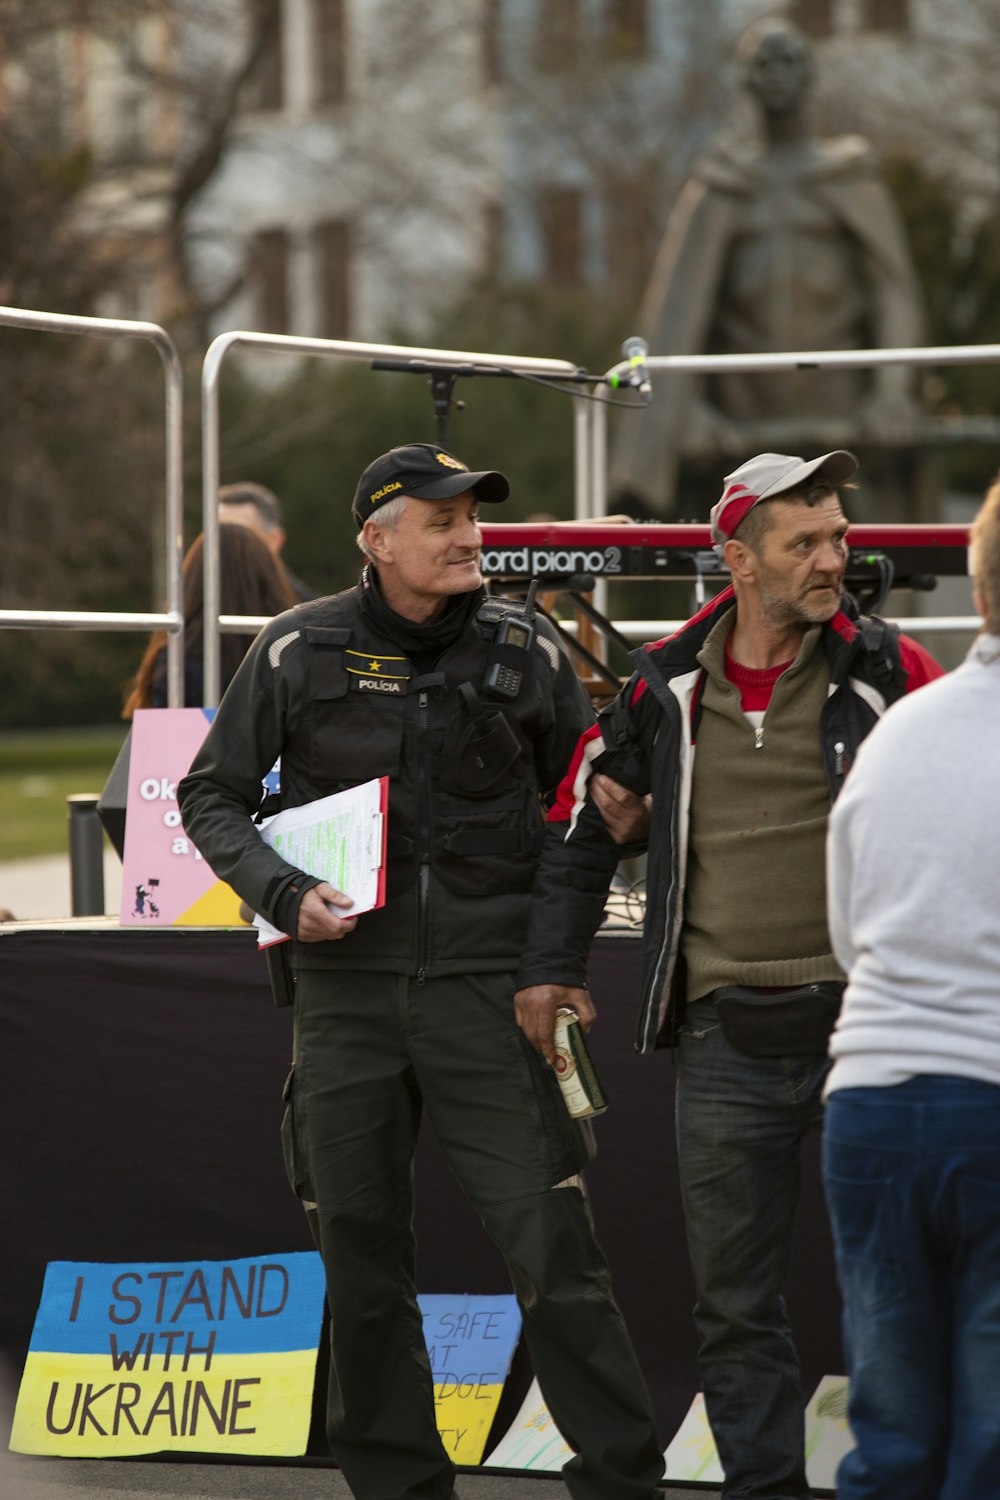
{"left": 0, "top": 726, "right": 127, "bottom": 861}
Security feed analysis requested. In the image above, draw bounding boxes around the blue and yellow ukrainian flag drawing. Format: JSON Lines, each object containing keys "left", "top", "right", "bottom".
{"left": 418, "top": 1293, "right": 521, "bottom": 1466}
{"left": 10, "top": 1255, "right": 327, "bottom": 1458}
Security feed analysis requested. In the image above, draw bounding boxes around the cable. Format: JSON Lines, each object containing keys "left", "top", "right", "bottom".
{"left": 492, "top": 365, "right": 651, "bottom": 409}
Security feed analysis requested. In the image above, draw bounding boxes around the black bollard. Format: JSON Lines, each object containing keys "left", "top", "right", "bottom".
{"left": 67, "top": 794, "right": 106, "bottom": 917}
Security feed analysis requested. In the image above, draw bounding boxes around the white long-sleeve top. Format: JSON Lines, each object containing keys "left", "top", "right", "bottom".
{"left": 825, "top": 633, "right": 1000, "bottom": 1097}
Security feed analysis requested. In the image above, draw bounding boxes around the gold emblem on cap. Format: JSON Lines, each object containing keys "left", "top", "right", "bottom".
{"left": 435, "top": 454, "right": 467, "bottom": 472}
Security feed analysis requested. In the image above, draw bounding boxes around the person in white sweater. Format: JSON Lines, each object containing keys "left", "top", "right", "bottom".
{"left": 823, "top": 476, "right": 1000, "bottom": 1500}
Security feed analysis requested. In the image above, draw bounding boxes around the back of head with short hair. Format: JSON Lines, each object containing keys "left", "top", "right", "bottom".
{"left": 970, "top": 478, "right": 1000, "bottom": 634}
{"left": 219, "top": 481, "right": 284, "bottom": 532}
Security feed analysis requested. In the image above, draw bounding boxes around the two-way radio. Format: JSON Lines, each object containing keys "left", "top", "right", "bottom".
{"left": 483, "top": 580, "right": 538, "bottom": 699}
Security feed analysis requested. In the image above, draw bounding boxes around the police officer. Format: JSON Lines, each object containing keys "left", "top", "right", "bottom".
{"left": 178, "top": 444, "right": 664, "bottom": 1500}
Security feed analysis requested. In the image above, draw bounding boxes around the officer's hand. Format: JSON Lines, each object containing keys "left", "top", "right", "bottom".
{"left": 296, "top": 882, "right": 358, "bottom": 942}
{"left": 591, "top": 773, "right": 652, "bottom": 845}
{"left": 515, "top": 985, "right": 595, "bottom": 1066}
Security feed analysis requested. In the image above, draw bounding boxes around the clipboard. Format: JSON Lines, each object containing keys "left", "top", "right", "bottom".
{"left": 253, "top": 776, "right": 388, "bottom": 947}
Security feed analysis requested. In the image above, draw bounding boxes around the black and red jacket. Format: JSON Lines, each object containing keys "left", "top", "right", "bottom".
{"left": 515, "top": 588, "right": 942, "bottom": 1053}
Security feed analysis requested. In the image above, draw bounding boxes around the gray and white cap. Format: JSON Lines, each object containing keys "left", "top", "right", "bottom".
{"left": 711, "top": 450, "right": 858, "bottom": 539}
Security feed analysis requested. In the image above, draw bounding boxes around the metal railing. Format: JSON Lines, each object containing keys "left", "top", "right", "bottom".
{"left": 0, "top": 305, "right": 186, "bottom": 705}
{"left": 7, "top": 316, "right": 991, "bottom": 708}
{"left": 594, "top": 340, "right": 1000, "bottom": 517}
{"left": 4, "top": 309, "right": 993, "bottom": 923}
{"left": 203, "top": 336, "right": 993, "bottom": 692}
{"left": 559, "top": 614, "right": 982, "bottom": 642}
{"left": 571, "top": 338, "right": 1000, "bottom": 629}
{"left": 201, "top": 331, "right": 590, "bottom": 705}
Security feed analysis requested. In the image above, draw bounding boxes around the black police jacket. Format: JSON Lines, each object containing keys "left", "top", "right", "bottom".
{"left": 178, "top": 578, "right": 595, "bottom": 977}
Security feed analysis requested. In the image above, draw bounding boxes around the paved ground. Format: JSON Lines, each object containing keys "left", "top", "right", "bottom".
{"left": 0, "top": 848, "right": 123, "bottom": 924}
{"left": 5, "top": 1454, "right": 717, "bottom": 1500}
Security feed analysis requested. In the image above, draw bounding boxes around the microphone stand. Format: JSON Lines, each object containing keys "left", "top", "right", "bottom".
{"left": 369, "top": 357, "right": 607, "bottom": 446}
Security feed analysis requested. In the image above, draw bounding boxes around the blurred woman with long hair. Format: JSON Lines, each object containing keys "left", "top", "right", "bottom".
{"left": 123, "top": 524, "right": 298, "bottom": 716}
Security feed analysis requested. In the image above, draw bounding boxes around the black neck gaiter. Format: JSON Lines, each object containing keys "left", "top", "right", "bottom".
{"left": 359, "top": 564, "right": 483, "bottom": 670}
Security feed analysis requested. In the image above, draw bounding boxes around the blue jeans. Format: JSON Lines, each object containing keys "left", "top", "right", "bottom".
{"left": 823, "top": 1075, "right": 1000, "bottom": 1500}
{"left": 675, "top": 996, "right": 828, "bottom": 1500}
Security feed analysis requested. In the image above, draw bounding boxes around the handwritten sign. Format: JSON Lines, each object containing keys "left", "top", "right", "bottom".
{"left": 120, "top": 708, "right": 251, "bottom": 927}
{"left": 662, "top": 1393, "right": 725, "bottom": 1484}
{"left": 10, "top": 1255, "right": 327, "bottom": 1458}
{"left": 482, "top": 1375, "right": 573, "bottom": 1472}
{"left": 418, "top": 1293, "right": 521, "bottom": 1465}
{"left": 803, "top": 1375, "right": 852, "bottom": 1490}
{"left": 661, "top": 1377, "right": 851, "bottom": 1486}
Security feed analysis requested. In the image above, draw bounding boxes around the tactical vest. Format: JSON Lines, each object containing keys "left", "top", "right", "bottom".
{"left": 280, "top": 596, "right": 553, "bottom": 901}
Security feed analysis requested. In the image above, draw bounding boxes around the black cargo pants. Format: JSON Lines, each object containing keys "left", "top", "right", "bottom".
{"left": 282, "top": 968, "right": 663, "bottom": 1500}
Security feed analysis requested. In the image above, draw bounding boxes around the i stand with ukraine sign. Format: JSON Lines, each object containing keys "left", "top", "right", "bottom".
{"left": 11, "top": 1255, "right": 522, "bottom": 1466}
{"left": 10, "top": 1254, "right": 327, "bottom": 1457}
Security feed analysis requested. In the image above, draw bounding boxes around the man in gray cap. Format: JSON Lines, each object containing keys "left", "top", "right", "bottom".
{"left": 179, "top": 443, "right": 664, "bottom": 1500}
{"left": 516, "top": 451, "right": 941, "bottom": 1499}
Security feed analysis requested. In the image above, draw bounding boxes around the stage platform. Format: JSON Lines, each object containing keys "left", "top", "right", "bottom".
{"left": 1, "top": 922, "right": 838, "bottom": 1488}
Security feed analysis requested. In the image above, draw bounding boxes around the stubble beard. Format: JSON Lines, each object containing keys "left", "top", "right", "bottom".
{"left": 757, "top": 573, "right": 844, "bottom": 630}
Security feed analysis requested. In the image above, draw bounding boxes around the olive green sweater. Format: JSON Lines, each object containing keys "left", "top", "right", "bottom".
{"left": 682, "top": 616, "right": 844, "bottom": 1003}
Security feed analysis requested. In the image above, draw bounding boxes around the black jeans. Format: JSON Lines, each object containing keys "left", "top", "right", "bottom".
{"left": 285, "top": 968, "right": 664, "bottom": 1500}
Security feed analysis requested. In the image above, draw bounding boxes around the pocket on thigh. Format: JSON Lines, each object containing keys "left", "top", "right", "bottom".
{"left": 280, "top": 1067, "right": 316, "bottom": 1203}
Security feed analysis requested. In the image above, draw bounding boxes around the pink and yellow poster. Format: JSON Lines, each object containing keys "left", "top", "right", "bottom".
{"left": 119, "top": 708, "right": 249, "bottom": 928}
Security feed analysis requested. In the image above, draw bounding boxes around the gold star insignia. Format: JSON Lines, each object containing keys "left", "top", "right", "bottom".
{"left": 369, "top": 659, "right": 382, "bottom": 672}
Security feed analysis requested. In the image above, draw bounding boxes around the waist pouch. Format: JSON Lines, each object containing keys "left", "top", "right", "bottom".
{"left": 713, "top": 981, "right": 845, "bottom": 1058}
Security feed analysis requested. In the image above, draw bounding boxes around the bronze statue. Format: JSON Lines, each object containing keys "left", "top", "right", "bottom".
{"left": 611, "top": 17, "right": 924, "bottom": 515}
